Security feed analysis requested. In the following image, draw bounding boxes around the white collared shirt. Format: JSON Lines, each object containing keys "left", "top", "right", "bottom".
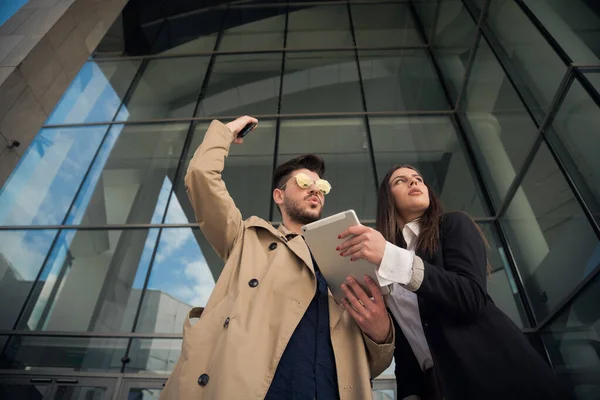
{"left": 376, "top": 221, "right": 434, "bottom": 371}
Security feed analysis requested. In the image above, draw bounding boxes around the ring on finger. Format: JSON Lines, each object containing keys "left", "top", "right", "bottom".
{"left": 358, "top": 299, "right": 365, "bottom": 307}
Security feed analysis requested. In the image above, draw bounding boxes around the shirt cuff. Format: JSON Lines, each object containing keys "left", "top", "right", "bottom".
{"left": 376, "top": 242, "right": 414, "bottom": 286}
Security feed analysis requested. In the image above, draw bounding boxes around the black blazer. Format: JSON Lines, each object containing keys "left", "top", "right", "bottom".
{"left": 392, "top": 212, "right": 572, "bottom": 400}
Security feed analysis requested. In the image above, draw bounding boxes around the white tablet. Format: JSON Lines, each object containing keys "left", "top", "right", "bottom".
{"left": 301, "top": 210, "right": 389, "bottom": 304}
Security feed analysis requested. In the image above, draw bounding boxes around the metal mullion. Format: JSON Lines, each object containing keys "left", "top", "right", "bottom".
{"left": 0, "top": 223, "right": 201, "bottom": 231}
{"left": 409, "top": 0, "right": 497, "bottom": 218}
{"left": 42, "top": 110, "right": 454, "bottom": 129}
{"left": 268, "top": 1, "right": 289, "bottom": 222}
{"left": 346, "top": 0, "right": 379, "bottom": 190}
{"left": 494, "top": 67, "right": 575, "bottom": 219}
{"left": 87, "top": 44, "right": 429, "bottom": 63}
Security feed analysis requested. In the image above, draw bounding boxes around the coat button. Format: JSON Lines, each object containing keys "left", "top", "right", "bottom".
{"left": 223, "top": 317, "right": 230, "bottom": 328}
{"left": 269, "top": 242, "right": 277, "bottom": 250}
{"left": 198, "top": 373, "right": 209, "bottom": 386}
{"left": 248, "top": 278, "right": 259, "bottom": 288}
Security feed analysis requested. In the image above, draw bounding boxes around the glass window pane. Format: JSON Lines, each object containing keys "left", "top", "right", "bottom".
{"left": 65, "top": 123, "right": 189, "bottom": 226}
{"left": 542, "top": 274, "right": 600, "bottom": 399}
{"left": 483, "top": 0, "right": 568, "bottom": 119}
{"left": 500, "top": 142, "right": 600, "bottom": 321}
{"left": 1, "top": 336, "right": 126, "bottom": 371}
{"left": 587, "top": 72, "right": 600, "bottom": 94}
{"left": 136, "top": 228, "right": 219, "bottom": 333}
{"left": 16, "top": 229, "right": 159, "bottom": 332}
{"left": 523, "top": 0, "right": 600, "bottom": 65}
{"left": 359, "top": 49, "right": 449, "bottom": 112}
{"left": 281, "top": 51, "right": 362, "bottom": 114}
{"left": 274, "top": 118, "right": 377, "bottom": 220}
{"left": 413, "top": 0, "right": 437, "bottom": 41}
{"left": 46, "top": 61, "right": 140, "bottom": 125}
{"left": 117, "top": 57, "right": 210, "bottom": 121}
{"left": 157, "top": 9, "right": 223, "bottom": 55}
{"left": 196, "top": 53, "right": 282, "bottom": 117}
{"left": 167, "top": 119, "right": 276, "bottom": 224}
{"left": 351, "top": 2, "right": 421, "bottom": 47}
{"left": 0, "top": 376, "right": 51, "bottom": 400}
{"left": 219, "top": 6, "right": 286, "bottom": 51}
{"left": 431, "top": 1, "right": 478, "bottom": 106}
{"left": 126, "top": 339, "right": 182, "bottom": 374}
{"left": 0, "top": 126, "right": 108, "bottom": 226}
{"left": 550, "top": 78, "right": 600, "bottom": 225}
{"left": 459, "top": 38, "right": 540, "bottom": 208}
{"left": 481, "top": 223, "right": 529, "bottom": 328}
{"left": 287, "top": 5, "right": 352, "bottom": 49}
{"left": 0, "top": 230, "right": 57, "bottom": 330}
{"left": 370, "top": 116, "right": 489, "bottom": 217}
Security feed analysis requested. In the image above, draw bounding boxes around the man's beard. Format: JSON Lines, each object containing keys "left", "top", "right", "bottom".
{"left": 283, "top": 196, "right": 322, "bottom": 225}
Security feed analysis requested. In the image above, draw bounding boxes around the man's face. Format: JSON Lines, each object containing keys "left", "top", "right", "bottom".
{"left": 274, "top": 168, "right": 325, "bottom": 225}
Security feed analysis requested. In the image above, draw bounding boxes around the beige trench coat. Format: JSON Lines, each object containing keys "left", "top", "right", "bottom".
{"left": 159, "top": 120, "right": 394, "bottom": 399}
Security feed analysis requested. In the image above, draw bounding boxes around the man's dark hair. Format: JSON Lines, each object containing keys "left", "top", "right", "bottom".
{"left": 273, "top": 154, "right": 326, "bottom": 191}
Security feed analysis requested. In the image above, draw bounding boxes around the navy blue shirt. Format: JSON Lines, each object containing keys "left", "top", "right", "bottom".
{"left": 265, "top": 253, "right": 339, "bottom": 400}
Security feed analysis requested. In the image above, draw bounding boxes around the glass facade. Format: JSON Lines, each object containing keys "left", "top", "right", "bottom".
{"left": 0, "top": 0, "right": 599, "bottom": 398}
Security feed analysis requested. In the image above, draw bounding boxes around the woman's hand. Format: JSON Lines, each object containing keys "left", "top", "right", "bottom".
{"left": 340, "top": 275, "right": 391, "bottom": 344}
{"left": 337, "top": 225, "right": 387, "bottom": 267}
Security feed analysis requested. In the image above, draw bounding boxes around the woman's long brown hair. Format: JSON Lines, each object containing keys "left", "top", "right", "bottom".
{"left": 376, "top": 165, "right": 443, "bottom": 256}
{"left": 376, "top": 165, "right": 491, "bottom": 274}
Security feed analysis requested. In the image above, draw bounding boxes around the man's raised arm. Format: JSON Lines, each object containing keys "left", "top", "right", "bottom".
{"left": 184, "top": 116, "right": 258, "bottom": 260}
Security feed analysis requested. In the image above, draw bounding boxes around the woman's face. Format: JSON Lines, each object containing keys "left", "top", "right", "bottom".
{"left": 389, "top": 167, "right": 430, "bottom": 222}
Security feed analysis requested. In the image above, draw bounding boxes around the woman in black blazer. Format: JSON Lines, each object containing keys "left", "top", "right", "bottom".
{"left": 337, "top": 165, "right": 572, "bottom": 400}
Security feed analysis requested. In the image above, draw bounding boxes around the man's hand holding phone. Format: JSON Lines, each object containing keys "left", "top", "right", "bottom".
{"left": 225, "top": 116, "right": 258, "bottom": 145}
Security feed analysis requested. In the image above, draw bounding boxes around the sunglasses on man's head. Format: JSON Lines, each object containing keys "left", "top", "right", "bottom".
{"left": 279, "top": 173, "right": 332, "bottom": 195}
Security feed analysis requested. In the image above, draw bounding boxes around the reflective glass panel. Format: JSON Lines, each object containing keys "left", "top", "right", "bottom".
{"left": 126, "top": 339, "right": 182, "bottom": 374}
{"left": 523, "top": 0, "right": 600, "bottom": 65}
{"left": 483, "top": 0, "right": 567, "bottom": 119}
{"left": 65, "top": 123, "right": 189, "bottom": 226}
{"left": 136, "top": 228, "right": 218, "bottom": 333}
{"left": 370, "top": 116, "right": 489, "bottom": 217}
{"left": 46, "top": 61, "right": 140, "bottom": 124}
{"left": 0, "top": 230, "right": 57, "bottom": 330}
{"left": 459, "top": 38, "right": 540, "bottom": 208}
{"left": 117, "top": 57, "right": 210, "bottom": 121}
{"left": 0, "top": 126, "right": 108, "bottom": 226}
{"left": 281, "top": 51, "right": 362, "bottom": 114}
{"left": 157, "top": 9, "right": 224, "bottom": 55}
{"left": 219, "top": 6, "right": 286, "bottom": 51}
{"left": 0, "top": 376, "right": 50, "bottom": 400}
{"left": 168, "top": 119, "right": 276, "bottom": 224}
{"left": 196, "top": 53, "right": 282, "bottom": 117}
{"left": 430, "top": 0, "right": 478, "bottom": 106}
{"left": 16, "top": 229, "right": 159, "bottom": 332}
{"left": 412, "top": 0, "right": 437, "bottom": 41}
{"left": 481, "top": 223, "right": 529, "bottom": 328}
{"left": 274, "top": 118, "right": 377, "bottom": 220}
{"left": 500, "top": 142, "right": 600, "bottom": 321}
{"left": 350, "top": 2, "right": 421, "bottom": 47}
{"left": 550, "top": 78, "right": 600, "bottom": 225}
{"left": 287, "top": 5, "right": 352, "bottom": 49}
{"left": 542, "top": 274, "right": 600, "bottom": 400}
{"left": 359, "top": 49, "right": 448, "bottom": 112}
{"left": 1, "top": 336, "right": 126, "bottom": 371}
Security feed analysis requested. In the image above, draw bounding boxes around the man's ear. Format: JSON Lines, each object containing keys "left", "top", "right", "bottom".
{"left": 273, "top": 188, "right": 284, "bottom": 206}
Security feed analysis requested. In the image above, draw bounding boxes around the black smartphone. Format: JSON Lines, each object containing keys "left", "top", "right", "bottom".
{"left": 238, "top": 122, "right": 257, "bottom": 138}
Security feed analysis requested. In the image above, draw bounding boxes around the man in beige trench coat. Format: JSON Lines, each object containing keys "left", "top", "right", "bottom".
{"left": 159, "top": 116, "right": 394, "bottom": 400}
